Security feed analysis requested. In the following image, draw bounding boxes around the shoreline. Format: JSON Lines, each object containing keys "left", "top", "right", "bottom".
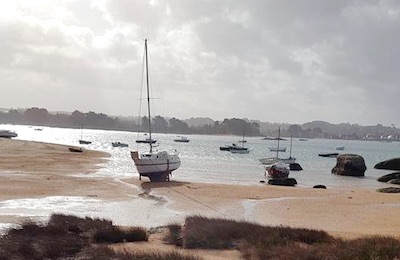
{"left": 0, "top": 139, "right": 399, "bottom": 239}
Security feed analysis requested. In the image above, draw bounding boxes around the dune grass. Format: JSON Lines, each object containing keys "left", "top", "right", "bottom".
{"left": 165, "top": 215, "right": 400, "bottom": 260}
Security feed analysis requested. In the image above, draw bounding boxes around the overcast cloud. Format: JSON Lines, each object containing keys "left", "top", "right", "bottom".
{"left": 1, "top": 0, "right": 399, "bottom": 126}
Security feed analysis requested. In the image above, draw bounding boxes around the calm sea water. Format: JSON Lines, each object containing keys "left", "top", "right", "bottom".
{"left": 2, "top": 124, "right": 399, "bottom": 189}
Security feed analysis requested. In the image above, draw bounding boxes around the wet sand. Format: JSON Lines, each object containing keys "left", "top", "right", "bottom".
{"left": 0, "top": 138, "right": 399, "bottom": 240}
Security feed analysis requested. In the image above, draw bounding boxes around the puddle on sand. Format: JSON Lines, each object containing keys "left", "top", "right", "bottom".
{"left": 0, "top": 195, "right": 184, "bottom": 230}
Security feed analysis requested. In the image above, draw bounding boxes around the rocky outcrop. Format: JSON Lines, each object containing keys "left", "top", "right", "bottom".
{"left": 374, "top": 158, "right": 400, "bottom": 170}
{"left": 313, "top": 185, "right": 327, "bottom": 189}
{"left": 377, "top": 187, "right": 400, "bottom": 193}
{"left": 331, "top": 154, "right": 367, "bottom": 177}
{"left": 289, "top": 163, "right": 303, "bottom": 171}
{"left": 377, "top": 172, "right": 400, "bottom": 182}
{"left": 389, "top": 179, "right": 400, "bottom": 185}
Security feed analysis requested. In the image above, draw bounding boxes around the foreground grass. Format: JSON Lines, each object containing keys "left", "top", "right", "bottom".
{"left": 1, "top": 214, "right": 399, "bottom": 259}
{"left": 0, "top": 214, "right": 197, "bottom": 260}
{"left": 167, "top": 216, "right": 400, "bottom": 260}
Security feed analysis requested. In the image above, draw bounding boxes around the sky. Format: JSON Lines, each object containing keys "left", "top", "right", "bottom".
{"left": 1, "top": 0, "right": 399, "bottom": 126}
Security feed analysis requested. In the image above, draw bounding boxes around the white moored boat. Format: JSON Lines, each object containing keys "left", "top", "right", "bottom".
{"left": 131, "top": 39, "right": 181, "bottom": 182}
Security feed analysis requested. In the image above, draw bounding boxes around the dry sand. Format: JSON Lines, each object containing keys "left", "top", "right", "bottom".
{"left": 0, "top": 138, "right": 399, "bottom": 256}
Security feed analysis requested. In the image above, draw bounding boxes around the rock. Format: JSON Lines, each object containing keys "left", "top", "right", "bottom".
{"left": 389, "top": 179, "right": 400, "bottom": 185}
{"left": 289, "top": 163, "right": 303, "bottom": 171}
{"left": 377, "top": 172, "right": 400, "bottom": 182}
{"left": 377, "top": 187, "right": 400, "bottom": 193}
{"left": 374, "top": 158, "right": 400, "bottom": 170}
{"left": 331, "top": 154, "right": 367, "bottom": 177}
{"left": 313, "top": 185, "right": 327, "bottom": 189}
{"left": 268, "top": 178, "right": 297, "bottom": 186}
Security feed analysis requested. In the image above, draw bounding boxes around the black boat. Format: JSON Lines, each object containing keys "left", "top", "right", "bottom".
{"left": 318, "top": 152, "right": 339, "bottom": 158}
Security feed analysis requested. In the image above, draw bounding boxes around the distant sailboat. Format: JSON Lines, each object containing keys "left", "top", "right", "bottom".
{"left": 230, "top": 130, "right": 249, "bottom": 154}
{"left": 131, "top": 39, "right": 181, "bottom": 182}
{"left": 79, "top": 121, "right": 91, "bottom": 145}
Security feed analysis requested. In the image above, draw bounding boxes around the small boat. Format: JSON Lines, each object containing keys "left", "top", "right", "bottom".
{"left": 220, "top": 143, "right": 249, "bottom": 153}
{"left": 0, "top": 130, "right": 17, "bottom": 138}
{"left": 318, "top": 152, "right": 339, "bottom": 158}
{"left": 68, "top": 147, "right": 83, "bottom": 153}
{"left": 112, "top": 142, "right": 129, "bottom": 147}
{"left": 336, "top": 146, "right": 345, "bottom": 151}
{"left": 131, "top": 39, "right": 181, "bottom": 182}
{"left": 299, "top": 138, "right": 307, "bottom": 141}
{"left": 230, "top": 146, "right": 250, "bottom": 154}
{"left": 174, "top": 136, "right": 190, "bottom": 143}
{"left": 262, "top": 137, "right": 286, "bottom": 141}
{"left": 269, "top": 147, "right": 286, "bottom": 152}
{"left": 219, "top": 145, "right": 232, "bottom": 151}
{"left": 136, "top": 138, "right": 157, "bottom": 144}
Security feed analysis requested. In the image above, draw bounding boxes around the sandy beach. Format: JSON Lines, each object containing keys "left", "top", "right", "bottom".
{"left": 0, "top": 138, "right": 399, "bottom": 240}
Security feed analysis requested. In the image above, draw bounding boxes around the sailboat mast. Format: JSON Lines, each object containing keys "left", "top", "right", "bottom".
{"left": 276, "top": 127, "right": 280, "bottom": 159}
{"left": 80, "top": 121, "right": 83, "bottom": 140}
{"left": 144, "top": 39, "right": 152, "bottom": 153}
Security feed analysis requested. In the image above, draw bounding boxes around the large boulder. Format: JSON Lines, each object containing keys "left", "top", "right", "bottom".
{"left": 331, "top": 154, "right": 367, "bottom": 177}
{"left": 374, "top": 158, "right": 400, "bottom": 170}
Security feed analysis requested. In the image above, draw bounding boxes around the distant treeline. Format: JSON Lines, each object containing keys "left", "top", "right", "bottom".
{"left": 1, "top": 107, "right": 400, "bottom": 140}
{"left": 0, "top": 108, "right": 260, "bottom": 136}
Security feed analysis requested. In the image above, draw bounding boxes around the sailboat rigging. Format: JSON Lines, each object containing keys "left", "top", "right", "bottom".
{"left": 259, "top": 127, "right": 296, "bottom": 165}
{"left": 131, "top": 39, "right": 181, "bottom": 182}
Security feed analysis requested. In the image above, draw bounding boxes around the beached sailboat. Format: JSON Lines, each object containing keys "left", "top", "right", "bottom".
{"left": 131, "top": 39, "right": 181, "bottom": 182}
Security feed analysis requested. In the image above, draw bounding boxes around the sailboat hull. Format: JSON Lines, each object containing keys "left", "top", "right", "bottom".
{"left": 79, "top": 140, "right": 91, "bottom": 145}
{"left": 259, "top": 157, "right": 296, "bottom": 165}
{"left": 131, "top": 151, "right": 181, "bottom": 181}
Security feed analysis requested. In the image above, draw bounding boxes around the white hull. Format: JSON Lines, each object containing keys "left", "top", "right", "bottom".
{"left": 230, "top": 149, "right": 249, "bottom": 154}
{"left": 131, "top": 150, "right": 181, "bottom": 181}
{"left": 259, "top": 156, "right": 296, "bottom": 165}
